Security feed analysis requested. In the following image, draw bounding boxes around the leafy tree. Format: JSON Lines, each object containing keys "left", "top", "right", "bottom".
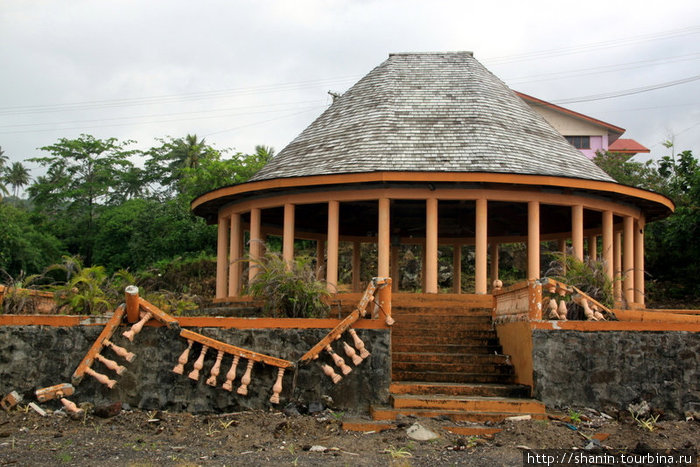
{"left": 0, "top": 146, "right": 10, "bottom": 198}
{"left": 5, "top": 162, "right": 31, "bottom": 198}
{"left": 28, "top": 134, "right": 139, "bottom": 264}
{"left": 0, "top": 203, "right": 65, "bottom": 276}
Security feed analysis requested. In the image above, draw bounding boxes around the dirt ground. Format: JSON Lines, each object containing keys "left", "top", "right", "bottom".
{"left": 0, "top": 405, "right": 697, "bottom": 467}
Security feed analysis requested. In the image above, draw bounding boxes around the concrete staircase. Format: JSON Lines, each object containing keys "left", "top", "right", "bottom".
{"left": 370, "top": 294, "right": 545, "bottom": 423}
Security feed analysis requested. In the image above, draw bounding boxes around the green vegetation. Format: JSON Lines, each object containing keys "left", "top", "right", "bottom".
{"left": 547, "top": 253, "right": 615, "bottom": 309}
{"left": 246, "top": 251, "right": 330, "bottom": 318}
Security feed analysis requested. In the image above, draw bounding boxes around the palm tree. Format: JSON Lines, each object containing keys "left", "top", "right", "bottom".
{"left": 5, "top": 161, "right": 31, "bottom": 198}
{"left": 169, "top": 134, "right": 206, "bottom": 171}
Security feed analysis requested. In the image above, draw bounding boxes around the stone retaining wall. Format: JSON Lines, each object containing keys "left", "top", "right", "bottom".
{"left": 0, "top": 326, "right": 390, "bottom": 413}
{"left": 532, "top": 329, "right": 700, "bottom": 417}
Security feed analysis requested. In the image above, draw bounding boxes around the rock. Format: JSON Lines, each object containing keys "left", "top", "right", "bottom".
{"left": 309, "top": 445, "right": 327, "bottom": 452}
{"left": 406, "top": 423, "right": 439, "bottom": 441}
{"left": 94, "top": 402, "right": 122, "bottom": 418}
{"left": 308, "top": 401, "right": 324, "bottom": 414}
{"left": 283, "top": 403, "right": 301, "bottom": 417}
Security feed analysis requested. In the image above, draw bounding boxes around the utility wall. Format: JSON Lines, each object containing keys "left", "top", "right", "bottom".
{"left": 531, "top": 329, "right": 700, "bottom": 418}
{"left": 0, "top": 324, "right": 390, "bottom": 413}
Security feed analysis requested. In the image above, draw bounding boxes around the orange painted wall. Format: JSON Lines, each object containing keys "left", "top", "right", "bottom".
{"left": 494, "top": 321, "right": 533, "bottom": 388}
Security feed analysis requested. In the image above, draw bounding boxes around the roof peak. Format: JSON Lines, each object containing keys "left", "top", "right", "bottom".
{"left": 388, "top": 51, "right": 474, "bottom": 57}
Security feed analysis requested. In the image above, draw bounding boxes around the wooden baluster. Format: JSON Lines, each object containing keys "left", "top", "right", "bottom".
{"left": 188, "top": 344, "right": 209, "bottom": 381}
{"left": 237, "top": 360, "right": 254, "bottom": 396}
{"left": 321, "top": 363, "right": 342, "bottom": 384}
{"left": 122, "top": 311, "right": 153, "bottom": 342}
{"left": 61, "top": 398, "right": 83, "bottom": 415}
{"left": 103, "top": 339, "right": 135, "bottom": 362}
{"left": 547, "top": 298, "right": 558, "bottom": 320}
{"left": 325, "top": 344, "right": 351, "bottom": 375}
{"left": 269, "top": 368, "right": 285, "bottom": 404}
{"left": 343, "top": 341, "right": 362, "bottom": 366}
{"left": 557, "top": 300, "right": 568, "bottom": 321}
{"left": 95, "top": 353, "right": 126, "bottom": 375}
{"left": 222, "top": 355, "right": 240, "bottom": 391}
{"left": 206, "top": 350, "right": 224, "bottom": 386}
{"left": 85, "top": 367, "right": 116, "bottom": 389}
{"left": 172, "top": 340, "right": 193, "bottom": 375}
{"left": 348, "top": 328, "right": 370, "bottom": 359}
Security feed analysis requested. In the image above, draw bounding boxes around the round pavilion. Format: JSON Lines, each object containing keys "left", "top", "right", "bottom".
{"left": 192, "top": 52, "right": 673, "bottom": 308}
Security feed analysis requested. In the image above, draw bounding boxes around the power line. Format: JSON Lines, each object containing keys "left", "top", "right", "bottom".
{"left": 552, "top": 75, "right": 700, "bottom": 104}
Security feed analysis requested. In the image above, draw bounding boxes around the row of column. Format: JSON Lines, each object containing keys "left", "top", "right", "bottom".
{"left": 216, "top": 199, "right": 645, "bottom": 306}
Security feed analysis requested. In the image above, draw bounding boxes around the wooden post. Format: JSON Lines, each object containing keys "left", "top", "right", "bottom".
{"left": 527, "top": 201, "right": 540, "bottom": 280}
{"left": 634, "top": 216, "right": 645, "bottom": 307}
{"left": 326, "top": 201, "right": 339, "bottom": 292}
{"left": 269, "top": 368, "right": 285, "bottom": 404}
{"left": 95, "top": 354, "right": 126, "bottom": 375}
{"left": 222, "top": 355, "right": 240, "bottom": 391}
{"left": 490, "top": 243, "right": 499, "bottom": 286}
{"left": 283, "top": 203, "right": 295, "bottom": 267}
{"left": 623, "top": 216, "right": 634, "bottom": 305}
{"left": 614, "top": 230, "right": 622, "bottom": 303}
{"left": 173, "top": 340, "right": 193, "bottom": 375}
{"left": 475, "top": 198, "right": 487, "bottom": 294}
{"left": 378, "top": 198, "right": 390, "bottom": 279}
{"left": 237, "top": 360, "right": 254, "bottom": 396}
{"left": 122, "top": 311, "right": 152, "bottom": 342}
{"left": 572, "top": 204, "right": 584, "bottom": 261}
{"left": 206, "top": 350, "right": 224, "bottom": 386}
{"left": 376, "top": 278, "right": 394, "bottom": 325}
{"left": 216, "top": 217, "right": 229, "bottom": 300}
{"left": 103, "top": 339, "right": 135, "bottom": 363}
{"left": 602, "top": 211, "right": 613, "bottom": 281}
{"left": 125, "top": 285, "right": 140, "bottom": 324}
{"left": 188, "top": 345, "right": 209, "bottom": 381}
{"left": 425, "top": 197, "right": 438, "bottom": 294}
{"left": 249, "top": 208, "right": 262, "bottom": 283}
{"left": 229, "top": 213, "right": 242, "bottom": 297}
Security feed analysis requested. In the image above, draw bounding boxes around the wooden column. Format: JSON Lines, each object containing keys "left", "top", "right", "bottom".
{"left": 634, "top": 216, "right": 645, "bottom": 307}
{"left": 391, "top": 245, "right": 400, "bottom": 292}
{"left": 326, "top": 201, "right": 339, "bottom": 293}
{"left": 282, "top": 204, "right": 295, "bottom": 266}
{"left": 475, "top": 198, "right": 488, "bottom": 294}
{"left": 425, "top": 198, "right": 438, "bottom": 294}
{"left": 248, "top": 208, "right": 262, "bottom": 283}
{"left": 572, "top": 204, "right": 584, "bottom": 261}
{"left": 378, "top": 198, "right": 390, "bottom": 279}
{"left": 352, "top": 241, "right": 361, "bottom": 292}
{"left": 602, "top": 211, "right": 613, "bottom": 281}
{"left": 613, "top": 230, "right": 622, "bottom": 302}
{"left": 216, "top": 217, "right": 229, "bottom": 299}
{"left": 490, "top": 243, "right": 499, "bottom": 285}
{"left": 228, "top": 213, "right": 242, "bottom": 297}
{"left": 623, "top": 216, "right": 634, "bottom": 305}
{"left": 588, "top": 235, "right": 597, "bottom": 260}
{"left": 527, "top": 201, "right": 540, "bottom": 280}
{"left": 421, "top": 243, "right": 427, "bottom": 292}
{"left": 453, "top": 244, "right": 462, "bottom": 294}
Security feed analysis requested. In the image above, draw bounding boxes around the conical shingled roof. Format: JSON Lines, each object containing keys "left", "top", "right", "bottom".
{"left": 251, "top": 52, "right": 615, "bottom": 183}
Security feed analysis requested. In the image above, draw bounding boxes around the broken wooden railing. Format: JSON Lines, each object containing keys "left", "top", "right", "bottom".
{"left": 300, "top": 277, "right": 391, "bottom": 384}
{"left": 174, "top": 329, "right": 295, "bottom": 404}
{"left": 493, "top": 278, "right": 614, "bottom": 323}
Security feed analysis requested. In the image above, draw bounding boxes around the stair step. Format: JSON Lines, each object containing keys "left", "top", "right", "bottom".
{"left": 392, "top": 307, "right": 493, "bottom": 316}
{"left": 392, "top": 371, "right": 515, "bottom": 384}
{"left": 370, "top": 406, "right": 547, "bottom": 423}
{"left": 392, "top": 361, "right": 514, "bottom": 375}
{"left": 392, "top": 315, "right": 492, "bottom": 324}
{"left": 391, "top": 394, "right": 545, "bottom": 413}
{"left": 392, "top": 336, "right": 499, "bottom": 346}
{"left": 391, "top": 343, "right": 503, "bottom": 354}
{"left": 389, "top": 381, "right": 531, "bottom": 398}
{"left": 392, "top": 328, "right": 495, "bottom": 337}
{"left": 392, "top": 324, "right": 494, "bottom": 333}
{"left": 391, "top": 352, "right": 509, "bottom": 364}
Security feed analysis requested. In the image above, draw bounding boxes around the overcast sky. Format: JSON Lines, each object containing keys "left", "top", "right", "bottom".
{"left": 1, "top": 0, "right": 699, "bottom": 184}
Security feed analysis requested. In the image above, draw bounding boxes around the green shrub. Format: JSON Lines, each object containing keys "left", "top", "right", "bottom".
{"left": 546, "top": 252, "right": 615, "bottom": 309}
{"left": 245, "top": 251, "right": 330, "bottom": 318}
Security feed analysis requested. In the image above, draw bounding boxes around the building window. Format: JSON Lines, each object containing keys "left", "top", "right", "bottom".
{"left": 565, "top": 136, "right": 591, "bottom": 149}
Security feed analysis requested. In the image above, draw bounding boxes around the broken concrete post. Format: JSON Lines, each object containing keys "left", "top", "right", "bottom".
{"left": 237, "top": 360, "right": 254, "bottom": 396}
{"left": 95, "top": 353, "right": 126, "bottom": 375}
{"left": 343, "top": 341, "right": 363, "bottom": 366}
{"left": 172, "top": 339, "right": 193, "bottom": 375}
{"left": 269, "top": 368, "right": 285, "bottom": 404}
{"left": 103, "top": 339, "right": 135, "bottom": 362}
{"left": 348, "top": 328, "right": 370, "bottom": 359}
{"left": 60, "top": 398, "right": 83, "bottom": 416}
{"left": 188, "top": 344, "right": 209, "bottom": 381}
{"left": 321, "top": 363, "right": 342, "bottom": 384}
{"left": 222, "top": 355, "right": 240, "bottom": 391}
{"left": 326, "top": 344, "right": 351, "bottom": 375}
{"left": 85, "top": 367, "right": 116, "bottom": 389}
{"left": 125, "top": 285, "right": 140, "bottom": 323}
{"left": 122, "top": 310, "right": 153, "bottom": 342}
{"left": 206, "top": 350, "right": 224, "bottom": 387}
{"left": 36, "top": 383, "right": 75, "bottom": 402}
